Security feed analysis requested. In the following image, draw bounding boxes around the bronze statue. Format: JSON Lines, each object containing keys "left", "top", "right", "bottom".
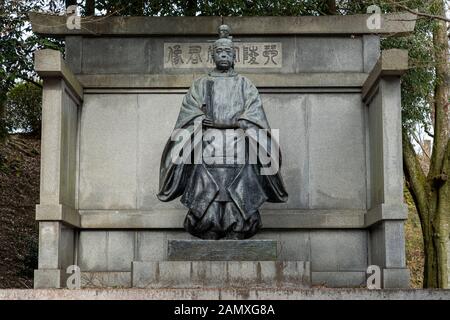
{"left": 157, "top": 25, "right": 288, "bottom": 240}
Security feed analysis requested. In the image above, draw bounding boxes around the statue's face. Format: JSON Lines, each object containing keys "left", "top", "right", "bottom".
{"left": 213, "top": 44, "right": 234, "bottom": 70}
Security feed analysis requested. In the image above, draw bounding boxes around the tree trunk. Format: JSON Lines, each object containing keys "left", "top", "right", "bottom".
{"left": 184, "top": 0, "right": 197, "bottom": 16}
{"left": 85, "top": 0, "right": 95, "bottom": 16}
{"left": 65, "top": 0, "right": 77, "bottom": 8}
{"left": 324, "top": 0, "right": 337, "bottom": 15}
{"left": 429, "top": 0, "right": 450, "bottom": 289}
{"left": 403, "top": 0, "right": 449, "bottom": 288}
{"left": 404, "top": 135, "right": 449, "bottom": 288}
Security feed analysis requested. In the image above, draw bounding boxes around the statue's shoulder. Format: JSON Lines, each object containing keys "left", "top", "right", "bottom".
{"left": 191, "top": 75, "right": 209, "bottom": 86}
{"left": 186, "top": 76, "right": 208, "bottom": 92}
{"left": 238, "top": 74, "right": 255, "bottom": 85}
{"left": 238, "top": 74, "right": 258, "bottom": 91}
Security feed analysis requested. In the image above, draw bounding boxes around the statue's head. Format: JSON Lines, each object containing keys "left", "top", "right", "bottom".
{"left": 212, "top": 25, "right": 235, "bottom": 71}
{"left": 218, "top": 24, "right": 231, "bottom": 39}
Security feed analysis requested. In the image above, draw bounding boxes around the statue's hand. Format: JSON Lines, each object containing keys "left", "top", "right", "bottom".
{"left": 238, "top": 119, "right": 254, "bottom": 130}
{"left": 203, "top": 117, "right": 215, "bottom": 128}
{"left": 203, "top": 117, "right": 239, "bottom": 129}
{"left": 215, "top": 120, "right": 240, "bottom": 129}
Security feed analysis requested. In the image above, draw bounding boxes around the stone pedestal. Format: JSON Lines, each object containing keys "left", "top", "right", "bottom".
{"left": 132, "top": 261, "right": 310, "bottom": 288}
{"left": 168, "top": 239, "right": 277, "bottom": 261}
{"left": 133, "top": 239, "right": 311, "bottom": 288}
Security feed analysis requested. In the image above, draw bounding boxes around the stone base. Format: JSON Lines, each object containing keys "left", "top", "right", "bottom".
{"left": 311, "top": 271, "right": 366, "bottom": 288}
{"left": 383, "top": 268, "right": 410, "bottom": 289}
{"left": 34, "top": 269, "right": 64, "bottom": 289}
{"left": 132, "top": 261, "right": 311, "bottom": 288}
{"left": 167, "top": 239, "right": 278, "bottom": 261}
{"left": 4, "top": 288, "right": 450, "bottom": 300}
{"left": 81, "top": 272, "right": 131, "bottom": 288}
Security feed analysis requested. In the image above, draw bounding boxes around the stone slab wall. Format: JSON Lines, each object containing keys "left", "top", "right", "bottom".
{"left": 78, "top": 92, "right": 367, "bottom": 211}
{"left": 66, "top": 36, "right": 371, "bottom": 75}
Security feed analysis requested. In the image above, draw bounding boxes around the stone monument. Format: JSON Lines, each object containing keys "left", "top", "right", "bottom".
{"left": 29, "top": 12, "right": 416, "bottom": 289}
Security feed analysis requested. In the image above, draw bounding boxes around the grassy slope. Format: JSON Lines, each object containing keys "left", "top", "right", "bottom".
{"left": 0, "top": 134, "right": 40, "bottom": 288}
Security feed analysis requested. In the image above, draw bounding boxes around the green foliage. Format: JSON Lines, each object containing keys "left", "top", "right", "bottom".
{"left": 1, "top": 0, "right": 63, "bottom": 91}
{"left": 383, "top": 18, "right": 436, "bottom": 134}
{"left": 4, "top": 82, "right": 42, "bottom": 134}
{"left": 195, "top": 0, "right": 321, "bottom": 16}
{"left": 0, "top": 0, "right": 64, "bottom": 139}
{"left": 341, "top": 0, "right": 439, "bottom": 135}
{"left": 94, "top": 0, "right": 335, "bottom": 16}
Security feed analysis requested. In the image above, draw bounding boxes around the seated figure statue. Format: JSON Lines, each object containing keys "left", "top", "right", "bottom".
{"left": 157, "top": 25, "right": 288, "bottom": 240}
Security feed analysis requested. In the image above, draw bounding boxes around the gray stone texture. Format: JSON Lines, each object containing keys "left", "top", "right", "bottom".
{"left": 310, "top": 230, "right": 368, "bottom": 272}
{"left": 253, "top": 231, "right": 311, "bottom": 262}
{"left": 369, "top": 221, "right": 406, "bottom": 269}
{"left": 59, "top": 84, "right": 78, "bottom": 208}
{"left": 78, "top": 209, "right": 365, "bottom": 229}
{"left": 167, "top": 240, "right": 278, "bottom": 261}
{"left": 74, "top": 36, "right": 365, "bottom": 75}
{"left": 34, "top": 269, "right": 64, "bottom": 289}
{"left": 30, "top": 12, "right": 417, "bottom": 36}
{"left": 79, "top": 94, "right": 139, "bottom": 209}
{"left": 37, "top": 222, "right": 75, "bottom": 271}
{"left": 81, "top": 272, "right": 131, "bottom": 288}
{"left": 78, "top": 93, "right": 367, "bottom": 211}
{"left": 132, "top": 261, "right": 310, "bottom": 288}
{"left": 78, "top": 231, "right": 135, "bottom": 272}
{"left": 307, "top": 94, "right": 366, "bottom": 209}
{"left": 363, "top": 35, "right": 380, "bottom": 73}
{"left": 382, "top": 268, "right": 410, "bottom": 289}
{"left": 5, "top": 288, "right": 450, "bottom": 300}
{"left": 312, "top": 272, "right": 366, "bottom": 287}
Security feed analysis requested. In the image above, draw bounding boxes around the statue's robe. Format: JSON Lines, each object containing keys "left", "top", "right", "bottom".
{"left": 157, "top": 68, "right": 288, "bottom": 239}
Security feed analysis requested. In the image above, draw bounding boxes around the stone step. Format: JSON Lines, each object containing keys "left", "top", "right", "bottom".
{"left": 167, "top": 239, "right": 278, "bottom": 261}
{"left": 4, "top": 287, "right": 450, "bottom": 300}
{"left": 132, "top": 261, "right": 311, "bottom": 288}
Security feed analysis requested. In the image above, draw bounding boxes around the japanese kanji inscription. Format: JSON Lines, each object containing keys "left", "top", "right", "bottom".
{"left": 164, "top": 42, "right": 282, "bottom": 69}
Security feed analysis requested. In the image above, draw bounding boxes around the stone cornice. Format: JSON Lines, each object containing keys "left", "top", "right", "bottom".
{"left": 29, "top": 12, "right": 417, "bottom": 37}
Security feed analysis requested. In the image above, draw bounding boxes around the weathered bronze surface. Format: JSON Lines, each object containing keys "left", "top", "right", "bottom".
{"left": 157, "top": 25, "right": 288, "bottom": 239}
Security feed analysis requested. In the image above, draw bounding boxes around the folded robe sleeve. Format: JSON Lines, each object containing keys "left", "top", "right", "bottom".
{"left": 157, "top": 78, "right": 206, "bottom": 201}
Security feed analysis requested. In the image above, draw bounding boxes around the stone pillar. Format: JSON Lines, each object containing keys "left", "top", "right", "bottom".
{"left": 363, "top": 49, "right": 410, "bottom": 288}
{"left": 33, "top": 49, "right": 83, "bottom": 288}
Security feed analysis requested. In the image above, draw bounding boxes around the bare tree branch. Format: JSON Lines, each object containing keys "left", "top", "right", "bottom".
{"left": 424, "top": 127, "right": 435, "bottom": 138}
{"left": 17, "top": 75, "right": 42, "bottom": 89}
{"left": 412, "top": 130, "right": 431, "bottom": 159}
{"left": 386, "top": 0, "right": 450, "bottom": 22}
